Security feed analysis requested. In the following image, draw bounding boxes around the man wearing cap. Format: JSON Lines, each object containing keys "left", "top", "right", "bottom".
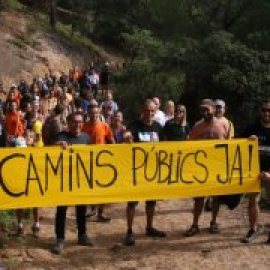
{"left": 215, "top": 99, "right": 234, "bottom": 138}
{"left": 184, "top": 99, "right": 230, "bottom": 237}
{"left": 204, "top": 99, "right": 235, "bottom": 211}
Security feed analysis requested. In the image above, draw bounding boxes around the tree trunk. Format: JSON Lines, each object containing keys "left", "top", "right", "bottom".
{"left": 49, "top": 0, "right": 57, "bottom": 29}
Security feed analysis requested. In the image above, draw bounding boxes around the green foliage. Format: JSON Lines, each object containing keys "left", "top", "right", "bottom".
{"left": 114, "top": 60, "right": 184, "bottom": 122}
{"left": 0, "top": 0, "right": 23, "bottom": 11}
{"left": 0, "top": 210, "right": 14, "bottom": 248}
{"left": 181, "top": 31, "right": 270, "bottom": 127}
{"left": 8, "top": 21, "right": 40, "bottom": 50}
{"left": 122, "top": 28, "right": 165, "bottom": 61}
{"left": 56, "top": 0, "right": 94, "bottom": 37}
{"left": 114, "top": 28, "right": 184, "bottom": 122}
{"left": 0, "top": 211, "right": 14, "bottom": 228}
{"left": 3, "top": 0, "right": 270, "bottom": 129}
{"left": 91, "top": 0, "right": 149, "bottom": 44}
{"left": 55, "top": 21, "right": 95, "bottom": 51}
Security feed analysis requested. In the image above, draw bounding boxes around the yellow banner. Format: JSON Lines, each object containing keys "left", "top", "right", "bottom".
{"left": 0, "top": 139, "right": 260, "bottom": 210}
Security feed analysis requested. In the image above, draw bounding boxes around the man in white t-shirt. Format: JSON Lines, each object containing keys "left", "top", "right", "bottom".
{"left": 88, "top": 70, "right": 99, "bottom": 98}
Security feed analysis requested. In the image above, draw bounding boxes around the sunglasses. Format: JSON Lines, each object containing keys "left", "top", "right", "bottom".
{"left": 175, "top": 109, "right": 185, "bottom": 113}
{"left": 261, "top": 108, "right": 270, "bottom": 113}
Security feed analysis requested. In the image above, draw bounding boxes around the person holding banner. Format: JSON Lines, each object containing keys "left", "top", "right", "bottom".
{"left": 204, "top": 99, "right": 235, "bottom": 212}
{"left": 124, "top": 99, "right": 167, "bottom": 246}
{"left": 260, "top": 171, "right": 270, "bottom": 244}
{"left": 82, "top": 104, "right": 115, "bottom": 222}
{"left": 242, "top": 99, "right": 270, "bottom": 243}
{"left": 184, "top": 99, "right": 230, "bottom": 237}
{"left": 53, "top": 111, "right": 93, "bottom": 255}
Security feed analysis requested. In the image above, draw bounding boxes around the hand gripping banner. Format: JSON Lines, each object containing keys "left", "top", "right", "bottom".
{"left": 0, "top": 139, "right": 260, "bottom": 209}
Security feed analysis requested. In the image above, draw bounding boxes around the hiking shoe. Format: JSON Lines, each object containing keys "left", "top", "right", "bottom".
{"left": 184, "top": 225, "right": 200, "bottom": 237}
{"left": 52, "top": 239, "right": 64, "bottom": 255}
{"left": 16, "top": 225, "right": 24, "bottom": 236}
{"left": 146, "top": 227, "right": 167, "bottom": 237}
{"left": 125, "top": 232, "right": 135, "bottom": 246}
{"left": 86, "top": 206, "right": 97, "bottom": 218}
{"left": 78, "top": 234, "right": 94, "bottom": 246}
{"left": 96, "top": 215, "right": 111, "bottom": 223}
{"left": 31, "top": 224, "right": 40, "bottom": 238}
{"left": 209, "top": 222, "right": 220, "bottom": 234}
{"left": 241, "top": 229, "right": 258, "bottom": 243}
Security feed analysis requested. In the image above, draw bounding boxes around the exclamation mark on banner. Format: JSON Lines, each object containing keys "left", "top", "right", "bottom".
{"left": 248, "top": 144, "right": 253, "bottom": 178}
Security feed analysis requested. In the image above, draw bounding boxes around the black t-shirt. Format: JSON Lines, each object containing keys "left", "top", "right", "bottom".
{"left": 56, "top": 131, "right": 91, "bottom": 145}
{"left": 244, "top": 121, "right": 270, "bottom": 171}
{"left": 128, "top": 120, "right": 163, "bottom": 142}
{"left": 163, "top": 119, "right": 189, "bottom": 141}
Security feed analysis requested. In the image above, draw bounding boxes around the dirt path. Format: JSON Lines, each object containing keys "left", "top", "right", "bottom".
{"left": 1, "top": 199, "right": 270, "bottom": 269}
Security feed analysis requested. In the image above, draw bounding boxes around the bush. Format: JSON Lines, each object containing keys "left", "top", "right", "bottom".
{"left": 0, "top": 0, "right": 23, "bottom": 12}
{"left": 0, "top": 210, "right": 14, "bottom": 248}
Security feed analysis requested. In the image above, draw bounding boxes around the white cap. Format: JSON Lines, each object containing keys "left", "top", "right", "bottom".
{"left": 215, "top": 99, "right": 226, "bottom": 108}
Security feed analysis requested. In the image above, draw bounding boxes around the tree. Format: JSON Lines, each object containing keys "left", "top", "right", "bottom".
{"left": 49, "top": 0, "right": 57, "bottom": 29}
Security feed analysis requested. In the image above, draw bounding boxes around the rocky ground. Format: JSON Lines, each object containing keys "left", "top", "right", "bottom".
{"left": 1, "top": 199, "right": 270, "bottom": 269}
{"left": 0, "top": 11, "right": 122, "bottom": 88}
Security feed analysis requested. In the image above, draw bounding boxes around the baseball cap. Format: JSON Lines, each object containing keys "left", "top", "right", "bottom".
{"left": 200, "top": 99, "right": 215, "bottom": 108}
{"left": 215, "top": 99, "right": 226, "bottom": 108}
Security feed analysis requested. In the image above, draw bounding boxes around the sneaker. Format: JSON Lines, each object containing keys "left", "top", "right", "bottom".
{"left": 78, "top": 234, "right": 94, "bottom": 246}
{"left": 31, "top": 224, "right": 40, "bottom": 238}
{"left": 52, "top": 239, "right": 64, "bottom": 255}
{"left": 86, "top": 212, "right": 97, "bottom": 218}
{"left": 17, "top": 225, "right": 24, "bottom": 236}
{"left": 125, "top": 232, "right": 135, "bottom": 246}
{"left": 209, "top": 222, "right": 220, "bottom": 234}
{"left": 184, "top": 225, "right": 200, "bottom": 237}
{"left": 241, "top": 229, "right": 258, "bottom": 243}
{"left": 146, "top": 227, "right": 167, "bottom": 237}
{"left": 86, "top": 206, "right": 97, "bottom": 218}
{"left": 96, "top": 215, "right": 111, "bottom": 223}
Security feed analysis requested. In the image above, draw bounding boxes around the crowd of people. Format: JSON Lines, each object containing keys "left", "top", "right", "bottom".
{"left": 0, "top": 63, "right": 270, "bottom": 255}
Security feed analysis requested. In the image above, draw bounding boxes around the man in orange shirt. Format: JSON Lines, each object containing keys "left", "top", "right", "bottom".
{"left": 5, "top": 100, "right": 24, "bottom": 145}
{"left": 82, "top": 104, "right": 115, "bottom": 221}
